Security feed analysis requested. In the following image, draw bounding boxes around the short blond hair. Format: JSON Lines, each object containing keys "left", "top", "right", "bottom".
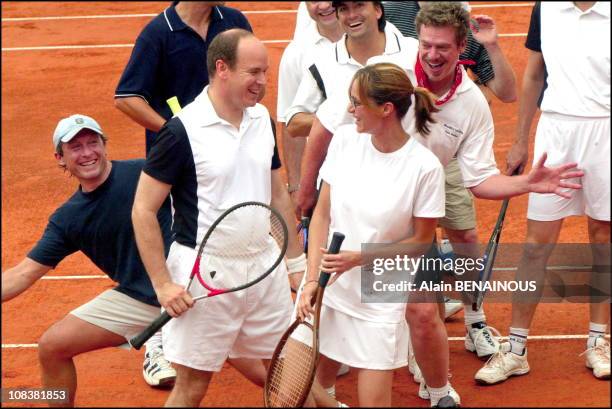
{"left": 416, "top": 2, "right": 470, "bottom": 45}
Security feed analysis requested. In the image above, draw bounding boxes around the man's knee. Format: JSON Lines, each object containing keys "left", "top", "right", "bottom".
{"left": 406, "top": 303, "right": 440, "bottom": 337}
{"left": 446, "top": 228, "right": 478, "bottom": 245}
{"left": 38, "top": 325, "right": 73, "bottom": 362}
{"left": 588, "top": 218, "right": 610, "bottom": 244}
{"left": 173, "top": 364, "right": 213, "bottom": 401}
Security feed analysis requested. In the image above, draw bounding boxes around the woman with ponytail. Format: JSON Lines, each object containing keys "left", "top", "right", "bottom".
{"left": 297, "top": 62, "right": 449, "bottom": 407}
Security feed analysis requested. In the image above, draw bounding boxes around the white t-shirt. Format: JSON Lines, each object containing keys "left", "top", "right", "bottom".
{"left": 319, "top": 124, "right": 445, "bottom": 324}
{"left": 277, "top": 20, "right": 335, "bottom": 123}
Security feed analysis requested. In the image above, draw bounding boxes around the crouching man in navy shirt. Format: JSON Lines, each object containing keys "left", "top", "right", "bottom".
{"left": 1, "top": 114, "right": 176, "bottom": 405}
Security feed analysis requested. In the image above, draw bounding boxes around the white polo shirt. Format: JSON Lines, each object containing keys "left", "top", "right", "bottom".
{"left": 144, "top": 86, "right": 280, "bottom": 248}
{"left": 527, "top": 2, "right": 610, "bottom": 117}
{"left": 277, "top": 20, "right": 335, "bottom": 123}
{"left": 285, "top": 22, "right": 418, "bottom": 131}
{"left": 404, "top": 68, "right": 500, "bottom": 188}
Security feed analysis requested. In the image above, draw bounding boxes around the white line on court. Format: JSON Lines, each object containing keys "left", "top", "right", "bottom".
{"left": 1, "top": 3, "right": 535, "bottom": 22}
{"left": 3, "top": 333, "right": 607, "bottom": 348}
{"left": 1, "top": 34, "right": 526, "bottom": 52}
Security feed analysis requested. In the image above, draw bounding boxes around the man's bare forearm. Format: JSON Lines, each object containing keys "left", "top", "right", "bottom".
{"left": 115, "top": 96, "right": 167, "bottom": 133}
{"left": 484, "top": 43, "right": 518, "bottom": 103}
{"left": 516, "top": 51, "right": 546, "bottom": 144}
{"left": 281, "top": 123, "right": 305, "bottom": 189}
{"left": 286, "top": 112, "right": 315, "bottom": 138}
{"left": 299, "top": 117, "right": 333, "bottom": 195}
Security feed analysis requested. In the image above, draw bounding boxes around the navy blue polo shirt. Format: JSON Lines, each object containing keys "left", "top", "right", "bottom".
{"left": 115, "top": 4, "right": 252, "bottom": 152}
{"left": 27, "top": 160, "right": 172, "bottom": 306}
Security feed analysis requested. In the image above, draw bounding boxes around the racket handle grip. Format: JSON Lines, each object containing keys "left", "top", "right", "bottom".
{"left": 129, "top": 311, "right": 173, "bottom": 350}
{"left": 319, "top": 232, "right": 346, "bottom": 288}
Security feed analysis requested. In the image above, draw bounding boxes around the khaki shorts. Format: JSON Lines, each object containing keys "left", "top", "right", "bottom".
{"left": 439, "top": 158, "right": 476, "bottom": 231}
{"left": 70, "top": 289, "right": 160, "bottom": 343}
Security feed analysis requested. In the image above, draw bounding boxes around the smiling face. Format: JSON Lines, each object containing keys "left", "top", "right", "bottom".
{"left": 417, "top": 24, "right": 466, "bottom": 93}
{"left": 55, "top": 130, "right": 111, "bottom": 190}
{"left": 336, "top": 1, "right": 382, "bottom": 40}
{"left": 225, "top": 36, "right": 269, "bottom": 109}
{"left": 306, "top": 1, "right": 337, "bottom": 29}
{"left": 348, "top": 80, "right": 384, "bottom": 134}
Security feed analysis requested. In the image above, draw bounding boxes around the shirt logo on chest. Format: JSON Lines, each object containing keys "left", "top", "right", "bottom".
{"left": 442, "top": 123, "right": 464, "bottom": 139}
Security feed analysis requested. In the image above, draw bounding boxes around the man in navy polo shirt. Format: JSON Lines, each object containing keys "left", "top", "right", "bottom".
{"left": 1, "top": 114, "right": 176, "bottom": 405}
{"left": 115, "top": 1, "right": 252, "bottom": 153}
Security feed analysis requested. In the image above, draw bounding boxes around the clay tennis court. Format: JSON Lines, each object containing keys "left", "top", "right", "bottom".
{"left": 1, "top": 1, "right": 609, "bottom": 407}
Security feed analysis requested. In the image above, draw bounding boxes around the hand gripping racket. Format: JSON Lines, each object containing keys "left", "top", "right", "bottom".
{"left": 264, "top": 232, "right": 345, "bottom": 408}
{"left": 130, "top": 201, "right": 289, "bottom": 350}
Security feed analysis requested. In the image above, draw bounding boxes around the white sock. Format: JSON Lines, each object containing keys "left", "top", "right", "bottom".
{"left": 325, "top": 386, "right": 336, "bottom": 399}
{"left": 427, "top": 383, "right": 450, "bottom": 407}
{"left": 508, "top": 327, "right": 529, "bottom": 355}
{"left": 144, "top": 330, "right": 163, "bottom": 354}
{"left": 464, "top": 305, "right": 486, "bottom": 327}
{"left": 587, "top": 322, "right": 608, "bottom": 348}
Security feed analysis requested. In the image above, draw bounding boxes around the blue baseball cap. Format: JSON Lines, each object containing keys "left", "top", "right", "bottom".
{"left": 53, "top": 114, "right": 104, "bottom": 150}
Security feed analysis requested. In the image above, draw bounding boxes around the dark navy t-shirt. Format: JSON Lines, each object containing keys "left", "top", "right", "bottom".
{"left": 27, "top": 160, "right": 171, "bottom": 306}
{"left": 115, "top": 4, "right": 252, "bottom": 153}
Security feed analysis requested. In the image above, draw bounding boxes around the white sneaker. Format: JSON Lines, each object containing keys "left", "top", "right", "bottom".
{"left": 444, "top": 297, "right": 463, "bottom": 320}
{"left": 143, "top": 349, "right": 176, "bottom": 388}
{"left": 581, "top": 337, "right": 610, "bottom": 379}
{"left": 465, "top": 324, "right": 501, "bottom": 359}
{"left": 418, "top": 382, "right": 461, "bottom": 405}
{"left": 408, "top": 353, "right": 424, "bottom": 384}
{"left": 474, "top": 342, "right": 530, "bottom": 384}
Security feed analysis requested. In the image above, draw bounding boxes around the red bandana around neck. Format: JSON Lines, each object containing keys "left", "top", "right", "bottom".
{"left": 414, "top": 54, "right": 475, "bottom": 106}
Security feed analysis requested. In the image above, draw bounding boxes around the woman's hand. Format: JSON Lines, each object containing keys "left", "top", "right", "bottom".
{"left": 321, "top": 249, "right": 361, "bottom": 286}
{"left": 297, "top": 280, "right": 318, "bottom": 321}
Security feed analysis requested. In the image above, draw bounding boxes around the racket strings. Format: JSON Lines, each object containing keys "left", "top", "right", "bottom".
{"left": 198, "top": 204, "right": 287, "bottom": 289}
{"left": 267, "top": 333, "right": 317, "bottom": 407}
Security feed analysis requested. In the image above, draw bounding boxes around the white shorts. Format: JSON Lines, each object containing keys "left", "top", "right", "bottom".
{"left": 318, "top": 305, "right": 409, "bottom": 370}
{"left": 70, "top": 289, "right": 160, "bottom": 342}
{"left": 528, "top": 113, "right": 610, "bottom": 222}
{"left": 162, "top": 242, "right": 293, "bottom": 372}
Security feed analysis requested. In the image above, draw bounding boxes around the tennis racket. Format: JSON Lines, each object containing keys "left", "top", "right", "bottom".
{"left": 264, "top": 232, "right": 345, "bottom": 408}
{"left": 130, "top": 201, "right": 289, "bottom": 350}
{"left": 471, "top": 197, "right": 512, "bottom": 311}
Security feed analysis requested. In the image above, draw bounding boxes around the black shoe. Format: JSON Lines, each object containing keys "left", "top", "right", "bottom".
{"left": 435, "top": 395, "right": 458, "bottom": 408}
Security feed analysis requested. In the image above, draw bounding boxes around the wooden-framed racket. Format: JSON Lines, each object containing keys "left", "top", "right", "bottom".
{"left": 264, "top": 232, "right": 345, "bottom": 407}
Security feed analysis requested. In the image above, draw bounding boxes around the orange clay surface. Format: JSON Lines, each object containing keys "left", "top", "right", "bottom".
{"left": 1, "top": 1, "right": 609, "bottom": 407}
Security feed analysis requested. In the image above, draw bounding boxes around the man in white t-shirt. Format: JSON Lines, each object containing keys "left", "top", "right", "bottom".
{"left": 278, "top": 1, "right": 343, "bottom": 217}
{"left": 476, "top": 1, "right": 610, "bottom": 385}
